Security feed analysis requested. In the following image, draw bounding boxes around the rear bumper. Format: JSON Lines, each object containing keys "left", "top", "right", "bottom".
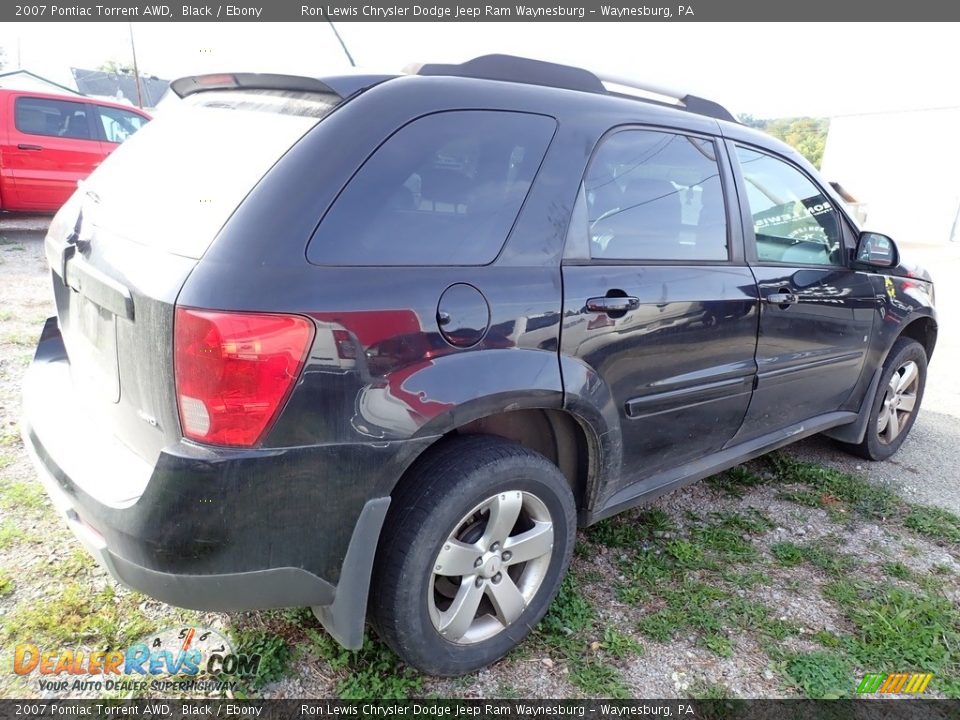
{"left": 21, "top": 317, "right": 433, "bottom": 646}
{"left": 21, "top": 437, "right": 339, "bottom": 610}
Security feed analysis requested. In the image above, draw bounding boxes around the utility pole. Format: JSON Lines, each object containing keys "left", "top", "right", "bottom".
{"left": 327, "top": 20, "right": 355, "bottom": 67}
{"left": 128, "top": 22, "right": 144, "bottom": 108}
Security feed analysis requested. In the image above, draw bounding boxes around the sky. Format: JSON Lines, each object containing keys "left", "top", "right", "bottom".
{"left": 2, "top": 22, "right": 958, "bottom": 118}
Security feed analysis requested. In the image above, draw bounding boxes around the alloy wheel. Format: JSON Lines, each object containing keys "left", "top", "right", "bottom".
{"left": 428, "top": 490, "right": 554, "bottom": 644}
{"left": 877, "top": 360, "right": 919, "bottom": 444}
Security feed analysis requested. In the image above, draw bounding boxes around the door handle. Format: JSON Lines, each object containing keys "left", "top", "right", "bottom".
{"left": 18, "top": 143, "right": 43, "bottom": 151}
{"left": 764, "top": 289, "right": 799, "bottom": 306}
{"left": 586, "top": 296, "right": 640, "bottom": 315}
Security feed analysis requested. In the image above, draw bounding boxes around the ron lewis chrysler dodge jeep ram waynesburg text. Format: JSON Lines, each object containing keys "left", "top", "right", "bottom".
{"left": 22, "top": 55, "right": 937, "bottom": 675}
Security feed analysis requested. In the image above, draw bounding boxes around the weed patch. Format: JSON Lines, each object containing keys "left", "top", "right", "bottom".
{"left": 307, "top": 630, "right": 423, "bottom": 699}
{"left": 904, "top": 505, "right": 960, "bottom": 544}
{"left": 784, "top": 650, "right": 852, "bottom": 698}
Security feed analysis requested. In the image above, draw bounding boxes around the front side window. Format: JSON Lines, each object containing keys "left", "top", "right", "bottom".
{"left": 97, "top": 106, "right": 148, "bottom": 143}
{"left": 585, "top": 130, "right": 728, "bottom": 261}
{"left": 308, "top": 111, "right": 556, "bottom": 266}
{"left": 736, "top": 146, "right": 842, "bottom": 266}
{"left": 15, "top": 97, "right": 93, "bottom": 140}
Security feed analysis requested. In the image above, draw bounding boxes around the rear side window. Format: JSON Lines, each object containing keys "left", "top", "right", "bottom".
{"left": 308, "top": 111, "right": 556, "bottom": 266}
{"left": 586, "top": 130, "right": 728, "bottom": 262}
{"left": 96, "top": 105, "right": 148, "bottom": 143}
{"left": 15, "top": 97, "right": 94, "bottom": 140}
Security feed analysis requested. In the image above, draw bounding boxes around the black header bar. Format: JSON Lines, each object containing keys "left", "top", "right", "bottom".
{"left": 4, "top": 0, "right": 960, "bottom": 22}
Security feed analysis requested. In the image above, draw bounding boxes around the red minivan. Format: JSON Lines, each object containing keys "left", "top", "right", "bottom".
{"left": 0, "top": 89, "right": 151, "bottom": 213}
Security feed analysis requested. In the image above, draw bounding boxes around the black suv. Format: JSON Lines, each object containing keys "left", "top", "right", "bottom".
{"left": 23, "top": 55, "right": 937, "bottom": 675}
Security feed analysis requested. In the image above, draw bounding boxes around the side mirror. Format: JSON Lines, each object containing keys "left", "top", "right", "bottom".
{"left": 855, "top": 231, "right": 899, "bottom": 268}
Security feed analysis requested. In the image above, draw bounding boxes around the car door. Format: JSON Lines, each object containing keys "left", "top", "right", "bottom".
{"left": 5, "top": 94, "right": 104, "bottom": 211}
{"left": 726, "top": 142, "right": 877, "bottom": 443}
{"left": 560, "top": 128, "right": 760, "bottom": 494}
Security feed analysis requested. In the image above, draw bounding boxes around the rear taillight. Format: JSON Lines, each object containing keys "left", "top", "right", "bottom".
{"left": 174, "top": 308, "right": 314, "bottom": 447}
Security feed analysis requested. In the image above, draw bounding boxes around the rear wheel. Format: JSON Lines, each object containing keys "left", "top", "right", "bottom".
{"left": 839, "top": 337, "right": 927, "bottom": 461}
{"left": 369, "top": 435, "right": 576, "bottom": 676}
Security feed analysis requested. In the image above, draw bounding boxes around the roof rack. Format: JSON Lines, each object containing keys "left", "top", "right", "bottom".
{"left": 408, "top": 54, "right": 738, "bottom": 124}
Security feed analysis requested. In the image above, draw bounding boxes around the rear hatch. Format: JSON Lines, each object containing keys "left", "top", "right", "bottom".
{"left": 43, "top": 78, "right": 342, "bottom": 476}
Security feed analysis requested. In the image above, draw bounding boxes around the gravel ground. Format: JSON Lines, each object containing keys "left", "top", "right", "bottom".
{"left": 1, "top": 223, "right": 958, "bottom": 700}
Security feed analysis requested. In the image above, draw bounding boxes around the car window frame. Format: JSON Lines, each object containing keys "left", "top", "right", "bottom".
{"left": 563, "top": 124, "right": 745, "bottom": 267}
{"left": 726, "top": 139, "right": 852, "bottom": 270}
{"left": 13, "top": 95, "right": 99, "bottom": 143}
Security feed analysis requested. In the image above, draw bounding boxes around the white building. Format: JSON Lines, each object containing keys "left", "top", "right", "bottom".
{"left": 0, "top": 69, "right": 83, "bottom": 97}
{"left": 821, "top": 107, "right": 960, "bottom": 246}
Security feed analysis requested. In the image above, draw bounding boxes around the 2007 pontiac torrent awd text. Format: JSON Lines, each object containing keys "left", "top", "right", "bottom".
{"left": 22, "top": 55, "right": 937, "bottom": 675}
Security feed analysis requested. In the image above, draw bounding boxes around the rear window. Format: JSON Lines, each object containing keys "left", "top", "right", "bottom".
{"left": 307, "top": 110, "right": 556, "bottom": 266}
{"left": 80, "top": 89, "right": 339, "bottom": 259}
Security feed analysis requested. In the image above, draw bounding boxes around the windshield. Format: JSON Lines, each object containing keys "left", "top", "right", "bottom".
{"left": 80, "top": 88, "right": 340, "bottom": 259}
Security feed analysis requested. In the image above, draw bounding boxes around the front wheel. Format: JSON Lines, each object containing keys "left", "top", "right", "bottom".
{"left": 369, "top": 435, "right": 577, "bottom": 676}
{"left": 839, "top": 337, "right": 927, "bottom": 461}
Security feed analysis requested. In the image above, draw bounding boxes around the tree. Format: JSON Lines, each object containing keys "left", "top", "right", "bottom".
{"left": 98, "top": 59, "right": 133, "bottom": 74}
{"left": 736, "top": 114, "right": 830, "bottom": 168}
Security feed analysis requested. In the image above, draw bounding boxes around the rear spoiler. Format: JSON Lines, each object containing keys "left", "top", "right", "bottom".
{"left": 170, "top": 72, "right": 394, "bottom": 100}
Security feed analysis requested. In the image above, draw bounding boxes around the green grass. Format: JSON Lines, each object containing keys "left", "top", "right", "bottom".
{"left": 586, "top": 508, "right": 675, "bottom": 549}
{"left": 635, "top": 580, "right": 796, "bottom": 652}
{"left": 1, "top": 331, "right": 34, "bottom": 347}
{"left": 705, "top": 465, "right": 766, "bottom": 498}
{"left": 883, "top": 561, "right": 912, "bottom": 581}
{"left": 51, "top": 548, "right": 98, "bottom": 578}
{"left": 904, "top": 505, "right": 960, "bottom": 544}
{"left": 532, "top": 573, "right": 638, "bottom": 698}
{"left": 598, "top": 626, "right": 644, "bottom": 659}
{"left": 307, "top": 630, "right": 423, "bottom": 700}
{"left": 838, "top": 585, "right": 960, "bottom": 675}
{"left": 664, "top": 539, "right": 705, "bottom": 568}
{"left": 771, "top": 540, "right": 858, "bottom": 576}
{"left": 0, "top": 431, "right": 20, "bottom": 448}
{"left": 0, "top": 479, "right": 47, "bottom": 511}
{"left": 0, "top": 521, "right": 29, "bottom": 549}
{"left": 0, "top": 583, "right": 156, "bottom": 648}
{"left": 767, "top": 454, "right": 900, "bottom": 519}
{"left": 231, "top": 628, "right": 292, "bottom": 690}
{"left": 771, "top": 542, "right": 805, "bottom": 567}
{"left": 784, "top": 650, "right": 853, "bottom": 698}
{"left": 689, "top": 680, "right": 730, "bottom": 700}
{"left": 587, "top": 516, "right": 646, "bottom": 548}
{"left": 569, "top": 657, "right": 630, "bottom": 698}
{"left": 703, "top": 633, "right": 733, "bottom": 658}
{"left": 0, "top": 453, "right": 15, "bottom": 472}
{"left": 0, "top": 569, "right": 13, "bottom": 597}
{"left": 536, "top": 572, "right": 595, "bottom": 649}
{"left": 690, "top": 512, "right": 770, "bottom": 564}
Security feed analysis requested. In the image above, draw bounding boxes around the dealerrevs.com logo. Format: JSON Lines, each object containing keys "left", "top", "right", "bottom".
{"left": 856, "top": 672, "right": 934, "bottom": 694}
{"left": 13, "top": 626, "right": 261, "bottom": 694}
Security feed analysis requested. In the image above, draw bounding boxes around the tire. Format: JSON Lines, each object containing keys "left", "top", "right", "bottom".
{"left": 369, "top": 434, "right": 577, "bottom": 676}
{"left": 839, "top": 337, "right": 927, "bottom": 461}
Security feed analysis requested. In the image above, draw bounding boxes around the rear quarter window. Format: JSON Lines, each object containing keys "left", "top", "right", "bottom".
{"left": 307, "top": 110, "right": 557, "bottom": 266}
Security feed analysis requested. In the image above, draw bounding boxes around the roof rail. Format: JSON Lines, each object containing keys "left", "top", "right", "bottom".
{"left": 408, "top": 54, "right": 738, "bottom": 124}
{"left": 594, "top": 71, "right": 737, "bottom": 123}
